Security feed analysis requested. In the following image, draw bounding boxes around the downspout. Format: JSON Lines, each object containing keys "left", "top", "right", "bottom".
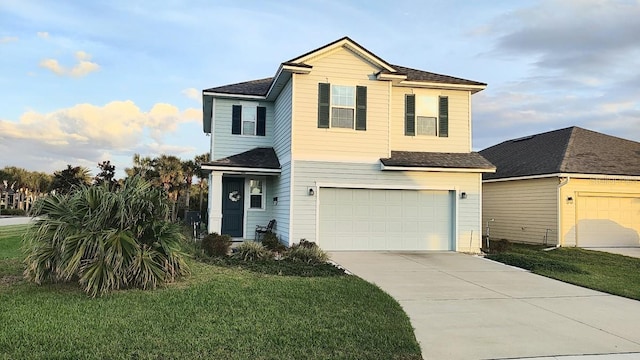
{"left": 555, "top": 176, "right": 570, "bottom": 248}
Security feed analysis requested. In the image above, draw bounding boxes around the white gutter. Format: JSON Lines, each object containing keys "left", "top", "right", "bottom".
{"left": 484, "top": 172, "right": 640, "bottom": 183}
{"left": 556, "top": 176, "right": 570, "bottom": 247}
{"left": 396, "top": 81, "right": 486, "bottom": 93}
{"left": 381, "top": 164, "right": 496, "bottom": 173}
{"left": 200, "top": 165, "right": 281, "bottom": 174}
{"left": 202, "top": 92, "right": 266, "bottom": 100}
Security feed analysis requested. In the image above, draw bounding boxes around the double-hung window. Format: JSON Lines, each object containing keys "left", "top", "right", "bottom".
{"left": 317, "top": 83, "right": 367, "bottom": 130}
{"left": 405, "top": 94, "right": 448, "bottom": 137}
{"left": 232, "top": 105, "right": 266, "bottom": 136}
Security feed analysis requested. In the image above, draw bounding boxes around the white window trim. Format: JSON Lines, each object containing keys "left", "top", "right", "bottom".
{"left": 246, "top": 177, "right": 266, "bottom": 211}
{"left": 330, "top": 85, "right": 356, "bottom": 130}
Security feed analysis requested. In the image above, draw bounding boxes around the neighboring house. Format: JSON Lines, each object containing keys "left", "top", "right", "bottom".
{"left": 201, "top": 36, "right": 494, "bottom": 252}
{"left": 480, "top": 126, "right": 640, "bottom": 248}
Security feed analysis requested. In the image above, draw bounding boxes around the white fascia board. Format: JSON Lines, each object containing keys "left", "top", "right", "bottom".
{"left": 315, "top": 182, "right": 456, "bottom": 191}
{"left": 201, "top": 92, "right": 266, "bottom": 100}
{"left": 483, "top": 173, "right": 640, "bottom": 183}
{"left": 396, "top": 81, "right": 486, "bottom": 93}
{"left": 376, "top": 73, "right": 407, "bottom": 81}
{"left": 290, "top": 38, "right": 395, "bottom": 73}
{"left": 201, "top": 165, "right": 281, "bottom": 174}
{"left": 381, "top": 164, "right": 496, "bottom": 173}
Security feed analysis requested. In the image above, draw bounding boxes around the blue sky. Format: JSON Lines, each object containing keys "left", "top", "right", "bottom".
{"left": 1, "top": 0, "right": 639, "bottom": 177}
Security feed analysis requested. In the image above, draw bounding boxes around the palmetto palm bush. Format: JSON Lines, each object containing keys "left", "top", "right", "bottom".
{"left": 23, "top": 176, "right": 189, "bottom": 297}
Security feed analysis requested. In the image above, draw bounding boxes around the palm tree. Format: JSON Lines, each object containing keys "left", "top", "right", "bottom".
{"left": 181, "top": 160, "right": 197, "bottom": 210}
{"left": 24, "top": 176, "right": 189, "bottom": 297}
{"left": 50, "top": 165, "right": 91, "bottom": 194}
{"left": 194, "top": 153, "right": 209, "bottom": 213}
{"left": 155, "top": 155, "right": 184, "bottom": 221}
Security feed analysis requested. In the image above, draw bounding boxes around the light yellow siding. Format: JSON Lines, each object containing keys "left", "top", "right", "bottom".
{"left": 292, "top": 47, "right": 390, "bottom": 161}
{"left": 391, "top": 87, "right": 471, "bottom": 153}
{"left": 483, "top": 178, "right": 559, "bottom": 245}
{"left": 559, "top": 178, "right": 640, "bottom": 246}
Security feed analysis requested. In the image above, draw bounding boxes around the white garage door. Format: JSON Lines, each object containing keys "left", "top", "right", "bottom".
{"left": 319, "top": 188, "right": 454, "bottom": 251}
{"left": 576, "top": 194, "right": 640, "bottom": 247}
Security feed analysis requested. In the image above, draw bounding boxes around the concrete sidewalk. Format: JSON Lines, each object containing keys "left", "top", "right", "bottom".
{"left": 590, "top": 248, "right": 640, "bottom": 259}
{"left": 0, "top": 216, "right": 32, "bottom": 226}
{"left": 330, "top": 252, "right": 640, "bottom": 360}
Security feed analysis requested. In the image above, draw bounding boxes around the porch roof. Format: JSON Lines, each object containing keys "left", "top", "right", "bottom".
{"left": 380, "top": 151, "right": 496, "bottom": 172}
{"left": 201, "top": 147, "right": 281, "bottom": 174}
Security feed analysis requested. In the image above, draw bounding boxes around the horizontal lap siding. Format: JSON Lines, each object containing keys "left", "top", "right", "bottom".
{"left": 391, "top": 88, "right": 470, "bottom": 153}
{"left": 291, "top": 160, "right": 483, "bottom": 252}
{"left": 560, "top": 178, "right": 640, "bottom": 247}
{"left": 268, "top": 162, "right": 291, "bottom": 244}
{"left": 273, "top": 79, "right": 292, "bottom": 162}
{"left": 213, "top": 98, "right": 274, "bottom": 160}
{"left": 292, "top": 47, "right": 389, "bottom": 161}
{"left": 483, "top": 178, "right": 558, "bottom": 245}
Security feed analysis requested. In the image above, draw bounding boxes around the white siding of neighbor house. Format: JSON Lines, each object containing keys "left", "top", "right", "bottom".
{"left": 212, "top": 98, "right": 275, "bottom": 160}
{"left": 290, "top": 160, "right": 483, "bottom": 252}
{"left": 482, "top": 178, "right": 559, "bottom": 245}
{"left": 559, "top": 178, "right": 640, "bottom": 247}
{"left": 390, "top": 87, "right": 471, "bottom": 153}
{"left": 291, "top": 47, "right": 390, "bottom": 161}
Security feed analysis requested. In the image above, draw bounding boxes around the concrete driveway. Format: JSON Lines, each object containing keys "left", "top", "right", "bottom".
{"left": 329, "top": 252, "right": 640, "bottom": 360}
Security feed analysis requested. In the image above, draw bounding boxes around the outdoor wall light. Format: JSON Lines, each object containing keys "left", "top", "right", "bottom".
{"left": 460, "top": 192, "right": 467, "bottom": 199}
{"left": 308, "top": 187, "right": 315, "bottom": 196}
{"left": 272, "top": 197, "right": 278, "bottom": 206}
{"left": 567, "top": 196, "right": 573, "bottom": 203}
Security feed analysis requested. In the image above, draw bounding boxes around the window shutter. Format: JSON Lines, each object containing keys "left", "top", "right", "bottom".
{"left": 317, "top": 83, "right": 330, "bottom": 128}
{"left": 405, "top": 94, "right": 415, "bottom": 136}
{"left": 439, "top": 96, "right": 448, "bottom": 138}
{"left": 355, "top": 86, "right": 367, "bottom": 131}
{"left": 256, "top": 106, "right": 266, "bottom": 136}
{"left": 231, "top": 105, "right": 242, "bottom": 135}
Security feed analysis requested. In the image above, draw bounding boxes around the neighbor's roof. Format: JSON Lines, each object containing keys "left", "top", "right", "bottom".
{"left": 203, "top": 36, "right": 485, "bottom": 97}
{"left": 381, "top": 151, "right": 495, "bottom": 170}
{"left": 480, "top": 126, "right": 640, "bottom": 180}
{"left": 205, "top": 147, "right": 280, "bottom": 169}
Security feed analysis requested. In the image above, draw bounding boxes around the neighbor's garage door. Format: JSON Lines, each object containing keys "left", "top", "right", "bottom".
{"left": 319, "top": 188, "right": 454, "bottom": 251}
{"left": 576, "top": 194, "right": 640, "bottom": 247}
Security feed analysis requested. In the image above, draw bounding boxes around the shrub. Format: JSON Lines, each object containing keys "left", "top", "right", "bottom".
{"left": 261, "top": 231, "right": 286, "bottom": 252}
{"left": 287, "top": 241, "right": 328, "bottom": 264}
{"left": 201, "top": 233, "right": 232, "bottom": 257}
{"left": 233, "top": 241, "right": 272, "bottom": 262}
{"left": 23, "top": 176, "right": 189, "bottom": 297}
{"left": 487, "top": 239, "right": 511, "bottom": 254}
{"left": 0, "top": 208, "right": 27, "bottom": 216}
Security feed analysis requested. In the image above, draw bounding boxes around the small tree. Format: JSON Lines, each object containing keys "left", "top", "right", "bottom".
{"left": 94, "top": 160, "right": 117, "bottom": 189}
{"left": 50, "top": 165, "right": 91, "bottom": 194}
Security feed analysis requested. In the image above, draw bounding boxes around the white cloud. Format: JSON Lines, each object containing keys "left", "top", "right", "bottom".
{"left": 0, "top": 36, "right": 18, "bottom": 43}
{"left": 182, "top": 87, "right": 201, "bottom": 102}
{"left": 39, "top": 50, "right": 100, "bottom": 77}
{"left": 0, "top": 101, "right": 201, "bottom": 174}
{"left": 37, "top": 31, "right": 49, "bottom": 39}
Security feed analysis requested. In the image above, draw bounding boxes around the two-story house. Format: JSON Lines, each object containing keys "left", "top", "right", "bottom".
{"left": 201, "top": 37, "right": 495, "bottom": 252}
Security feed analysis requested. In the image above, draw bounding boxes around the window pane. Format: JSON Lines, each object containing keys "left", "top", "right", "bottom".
{"left": 416, "top": 116, "right": 437, "bottom": 136}
{"left": 243, "top": 121, "right": 255, "bottom": 135}
{"left": 250, "top": 194, "right": 262, "bottom": 208}
{"left": 250, "top": 180, "right": 262, "bottom": 194}
{"left": 331, "top": 85, "right": 355, "bottom": 107}
{"left": 331, "top": 108, "right": 354, "bottom": 128}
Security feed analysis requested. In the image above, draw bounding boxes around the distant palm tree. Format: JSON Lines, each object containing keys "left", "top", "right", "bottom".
{"left": 155, "top": 155, "right": 184, "bottom": 221}
{"left": 194, "top": 153, "right": 209, "bottom": 213}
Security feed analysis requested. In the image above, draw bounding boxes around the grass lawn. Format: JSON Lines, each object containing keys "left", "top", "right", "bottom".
{"left": 487, "top": 242, "right": 640, "bottom": 301}
{"left": 0, "top": 225, "right": 422, "bottom": 360}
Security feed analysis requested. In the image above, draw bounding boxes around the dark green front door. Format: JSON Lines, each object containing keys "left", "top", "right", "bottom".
{"left": 222, "top": 177, "right": 244, "bottom": 237}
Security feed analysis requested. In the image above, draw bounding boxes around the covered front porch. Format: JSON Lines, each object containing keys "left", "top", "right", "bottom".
{"left": 201, "top": 147, "right": 283, "bottom": 241}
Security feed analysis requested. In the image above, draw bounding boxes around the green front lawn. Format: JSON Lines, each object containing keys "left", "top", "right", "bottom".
{"left": 487, "top": 242, "right": 640, "bottom": 301}
{"left": 0, "top": 226, "right": 422, "bottom": 360}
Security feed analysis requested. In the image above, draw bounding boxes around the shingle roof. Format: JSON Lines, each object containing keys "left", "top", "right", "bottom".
{"left": 480, "top": 127, "right": 640, "bottom": 180}
{"left": 380, "top": 151, "right": 495, "bottom": 170}
{"left": 206, "top": 147, "right": 280, "bottom": 169}
{"left": 203, "top": 37, "right": 484, "bottom": 96}
{"left": 204, "top": 78, "right": 273, "bottom": 96}
{"left": 385, "top": 65, "right": 486, "bottom": 86}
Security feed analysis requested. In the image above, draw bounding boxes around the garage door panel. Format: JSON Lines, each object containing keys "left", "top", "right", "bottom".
{"left": 577, "top": 195, "right": 640, "bottom": 247}
{"left": 319, "top": 188, "right": 453, "bottom": 251}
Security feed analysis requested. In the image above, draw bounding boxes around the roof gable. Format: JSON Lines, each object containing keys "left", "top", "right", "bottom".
{"left": 480, "top": 127, "right": 640, "bottom": 180}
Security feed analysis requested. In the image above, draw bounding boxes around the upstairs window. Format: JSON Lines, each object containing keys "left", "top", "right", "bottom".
{"left": 232, "top": 105, "right": 266, "bottom": 136}
{"left": 318, "top": 83, "right": 367, "bottom": 130}
{"left": 405, "top": 94, "right": 448, "bottom": 137}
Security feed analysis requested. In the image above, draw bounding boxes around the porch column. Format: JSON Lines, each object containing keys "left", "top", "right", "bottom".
{"left": 208, "top": 172, "right": 223, "bottom": 234}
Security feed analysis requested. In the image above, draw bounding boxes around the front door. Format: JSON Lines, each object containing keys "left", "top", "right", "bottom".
{"left": 222, "top": 177, "right": 244, "bottom": 237}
